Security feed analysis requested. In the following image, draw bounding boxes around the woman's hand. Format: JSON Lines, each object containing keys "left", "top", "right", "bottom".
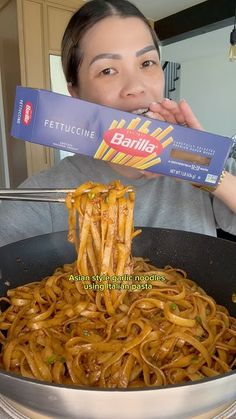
{"left": 144, "top": 99, "right": 236, "bottom": 214}
{"left": 147, "top": 98, "right": 203, "bottom": 130}
{"left": 212, "top": 172, "right": 236, "bottom": 213}
{"left": 137, "top": 98, "right": 204, "bottom": 180}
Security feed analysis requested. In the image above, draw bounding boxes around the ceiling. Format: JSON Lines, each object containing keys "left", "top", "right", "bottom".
{"left": 126, "top": 0, "right": 206, "bottom": 21}
{"left": 82, "top": 0, "right": 206, "bottom": 21}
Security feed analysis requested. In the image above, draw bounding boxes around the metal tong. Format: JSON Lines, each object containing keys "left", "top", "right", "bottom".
{"left": 0, "top": 189, "right": 76, "bottom": 203}
{"left": 0, "top": 187, "right": 134, "bottom": 203}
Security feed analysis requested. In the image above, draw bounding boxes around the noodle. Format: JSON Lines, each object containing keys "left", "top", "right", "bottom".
{"left": 0, "top": 181, "right": 235, "bottom": 388}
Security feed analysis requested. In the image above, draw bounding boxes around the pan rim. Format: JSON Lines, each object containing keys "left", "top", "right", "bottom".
{"left": 0, "top": 367, "right": 235, "bottom": 392}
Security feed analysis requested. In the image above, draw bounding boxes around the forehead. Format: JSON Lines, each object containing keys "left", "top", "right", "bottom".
{"left": 80, "top": 16, "right": 154, "bottom": 55}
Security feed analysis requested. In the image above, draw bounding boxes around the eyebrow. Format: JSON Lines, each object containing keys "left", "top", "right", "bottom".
{"left": 89, "top": 53, "right": 121, "bottom": 66}
{"left": 89, "top": 45, "right": 157, "bottom": 66}
{"left": 136, "top": 45, "right": 157, "bottom": 57}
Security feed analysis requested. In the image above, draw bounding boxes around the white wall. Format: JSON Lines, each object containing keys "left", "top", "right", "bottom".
{"left": 162, "top": 26, "right": 236, "bottom": 138}
{"left": 180, "top": 54, "right": 236, "bottom": 137}
{"left": 50, "top": 54, "right": 69, "bottom": 96}
{"left": 49, "top": 55, "right": 74, "bottom": 160}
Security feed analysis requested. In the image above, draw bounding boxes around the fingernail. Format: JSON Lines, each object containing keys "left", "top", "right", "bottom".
{"left": 145, "top": 111, "right": 155, "bottom": 118}
{"left": 163, "top": 98, "right": 170, "bottom": 102}
{"left": 150, "top": 101, "right": 157, "bottom": 106}
{"left": 180, "top": 98, "right": 186, "bottom": 102}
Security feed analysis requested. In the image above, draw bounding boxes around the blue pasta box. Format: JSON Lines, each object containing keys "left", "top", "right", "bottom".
{"left": 11, "top": 86, "right": 232, "bottom": 186}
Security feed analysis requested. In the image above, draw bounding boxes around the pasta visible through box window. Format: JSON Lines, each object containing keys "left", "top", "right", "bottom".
{"left": 0, "top": 180, "right": 235, "bottom": 388}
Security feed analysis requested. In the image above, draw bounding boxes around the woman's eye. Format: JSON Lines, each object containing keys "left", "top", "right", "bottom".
{"left": 100, "top": 68, "right": 116, "bottom": 76}
{"left": 141, "top": 60, "right": 156, "bottom": 68}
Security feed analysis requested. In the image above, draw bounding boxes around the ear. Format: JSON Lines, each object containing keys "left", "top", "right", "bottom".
{"left": 67, "top": 84, "right": 79, "bottom": 98}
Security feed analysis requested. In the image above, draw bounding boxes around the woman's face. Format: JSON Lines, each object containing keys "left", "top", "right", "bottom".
{"left": 69, "top": 16, "right": 165, "bottom": 179}
{"left": 72, "top": 16, "right": 164, "bottom": 112}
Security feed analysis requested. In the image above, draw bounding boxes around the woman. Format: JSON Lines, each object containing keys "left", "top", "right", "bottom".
{"left": 0, "top": 0, "right": 236, "bottom": 246}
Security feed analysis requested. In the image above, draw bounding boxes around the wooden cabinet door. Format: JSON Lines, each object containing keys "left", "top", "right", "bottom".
{"left": 17, "top": 0, "right": 83, "bottom": 176}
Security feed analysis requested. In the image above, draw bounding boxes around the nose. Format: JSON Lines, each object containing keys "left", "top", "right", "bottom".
{"left": 120, "top": 74, "right": 145, "bottom": 98}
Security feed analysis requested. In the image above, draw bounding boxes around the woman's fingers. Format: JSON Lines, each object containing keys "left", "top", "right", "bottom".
{"left": 148, "top": 99, "right": 203, "bottom": 131}
{"left": 145, "top": 110, "right": 165, "bottom": 121}
{"left": 152, "top": 99, "right": 186, "bottom": 125}
{"left": 178, "top": 100, "right": 203, "bottom": 130}
{"left": 148, "top": 101, "right": 179, "bottom": 124}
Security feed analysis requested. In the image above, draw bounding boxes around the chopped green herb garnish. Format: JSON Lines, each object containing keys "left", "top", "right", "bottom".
{"left": 170, "top": 303, "right": 177, "bottom": 310}
{"left": 88, "top": 192, "right": 95, "bottom": 200}
{"left": 83, "top": 329, "right": 89, "bottom": 336}
{"left": 195, "top": 315, "right": 202, "bottom": 324}
{"left": 47, "top": 354, "right": 56, "bottom": 365}
{"left": 60, "top": 356, "right": 66, "bottom": 363}
{"left": 195, "top": 335, "right": 204, "bottom": 342}
{"left": 191, "top": 355, "right": 199, "bottom": 362}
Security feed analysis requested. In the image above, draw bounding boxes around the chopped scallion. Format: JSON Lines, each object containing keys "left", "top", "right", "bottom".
{"left": 195, "top": 315, "right": 202, "bottom": 324}
{"left": 195, "top": 335, "right": 204, "bottom": 342}
{"left": 47, "top": 354, "right": 56, "bottom": 365}
{"left": 88, "top": 192, "right": 95, "bottom": 200}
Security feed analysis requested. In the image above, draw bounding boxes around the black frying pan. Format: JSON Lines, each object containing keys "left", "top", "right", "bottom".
{"left": 0, "top": 227, "right": 235, "bottom": 316}
{"left": 0, "top": 228, "right": 235, "bottom": 419}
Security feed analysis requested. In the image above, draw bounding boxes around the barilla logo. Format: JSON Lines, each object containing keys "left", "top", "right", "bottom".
{"left": 104, "top": 129, "right": 163, "bottom": 157}
{"left": 22, "top": 102, "right": 33, "bottom": 126}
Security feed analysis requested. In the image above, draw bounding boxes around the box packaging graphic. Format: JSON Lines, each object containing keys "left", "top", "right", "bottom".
{"left": 11, "top": 87, "right": 232, "bottom": 186}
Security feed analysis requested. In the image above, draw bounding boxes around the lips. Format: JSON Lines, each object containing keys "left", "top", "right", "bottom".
{"left": 131, "top": 108, "right": 158, "bottom": 120}
{"left": 131, "top": 108, "right": 149, "bottom": 115}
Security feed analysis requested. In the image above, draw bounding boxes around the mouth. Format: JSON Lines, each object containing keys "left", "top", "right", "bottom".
{"left": 131, "top": 108, "right": 149, "bottom": 115}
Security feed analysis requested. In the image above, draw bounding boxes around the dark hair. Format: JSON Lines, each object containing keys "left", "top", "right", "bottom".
{"left": 61, "top": 0, "right": 160, "bottom": 87}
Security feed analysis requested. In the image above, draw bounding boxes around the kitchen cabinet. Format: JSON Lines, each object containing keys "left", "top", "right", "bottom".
{"left": 0, "top": 0, "right": 83, "bottom": 185}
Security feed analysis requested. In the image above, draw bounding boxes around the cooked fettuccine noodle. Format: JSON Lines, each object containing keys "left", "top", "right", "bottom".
{"left": 0, "top": 180, "right": 235, "bottom": 387}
